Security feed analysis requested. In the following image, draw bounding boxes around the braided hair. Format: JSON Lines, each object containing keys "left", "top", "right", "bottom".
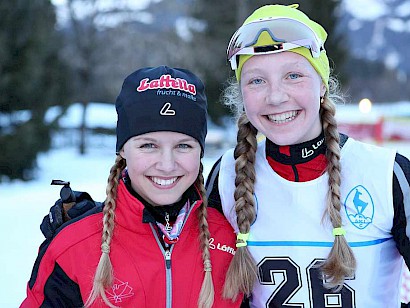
{"left": 221, "top": 76, "right": 356, "bottom": 299}
{"left": 85, "top": 157, "right": 215, "bottom": 307}
{"left": 85, "top": 155, "right": 125, "bottom": 308}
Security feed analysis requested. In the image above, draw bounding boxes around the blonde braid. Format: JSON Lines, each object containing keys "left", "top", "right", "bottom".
{"left": 85, "top": 155, "right": 126, "bottom": 308}
{"left": 320, "top": 95, "right": 356, "bottom": 289}
{"left": 223, "top": 113, "right": 258, "bottom": 300}
{"left": 196, "top": 162, "right": 215, "bottom": 308}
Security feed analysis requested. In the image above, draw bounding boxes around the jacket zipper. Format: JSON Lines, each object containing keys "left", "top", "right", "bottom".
{"left": 164, "top": 247, "right": 172, "bottom": 307}
{"left": 149, "top": 200, "right": 199, "bottom": 308}
{"left": 150, "top": 224, "right": 174, "bottom": 308}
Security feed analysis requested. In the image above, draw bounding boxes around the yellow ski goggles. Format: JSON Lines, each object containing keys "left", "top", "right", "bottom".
{"left": 227, "top": 17, "right": 324, "bottom": 70}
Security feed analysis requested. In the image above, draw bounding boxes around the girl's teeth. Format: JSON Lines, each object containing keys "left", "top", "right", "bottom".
{"left": 151, "top": 177, "right": 177, "bottom": 186}
{"left": 268, "top": 111, "right": 298, "bottom": 123}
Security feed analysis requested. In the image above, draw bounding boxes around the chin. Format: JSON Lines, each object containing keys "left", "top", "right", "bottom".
{"left": 152, "top": 197, "right": 180, "bottom": 207}
{"left": 265, "top": 134, "right": 293, "bottom": 146}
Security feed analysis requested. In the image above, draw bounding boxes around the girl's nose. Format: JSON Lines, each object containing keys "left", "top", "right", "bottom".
{"left": 266, "top": 82, "right": 288, "bottom": 106}
{"left": 156, "top": 150, "right": 177, "bottom": 172}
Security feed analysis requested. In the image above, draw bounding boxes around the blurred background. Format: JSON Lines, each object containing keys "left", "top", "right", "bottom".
{"left": 0, "top": 0, "right": 410, "bottom": 305}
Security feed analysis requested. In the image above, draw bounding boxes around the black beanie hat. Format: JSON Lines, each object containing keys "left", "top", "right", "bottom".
{"left": 115, "top": 66, "right": 208, "bottom": 154}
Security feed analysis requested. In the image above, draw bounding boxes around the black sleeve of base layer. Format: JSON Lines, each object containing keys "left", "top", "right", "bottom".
{"left": 205, "top": 156, "right": 223, "bottom": 214}
{"left": 392, "top": 153, "right": 410, "bottom": 271}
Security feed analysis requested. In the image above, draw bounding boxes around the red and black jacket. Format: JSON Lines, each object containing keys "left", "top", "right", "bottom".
{"left": 21, "top": 180, "right": 241, "bottom": 307}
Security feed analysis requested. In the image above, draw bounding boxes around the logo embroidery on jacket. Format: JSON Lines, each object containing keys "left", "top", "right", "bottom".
{"left": 106, "top": 278, "right": 134, "bottom": 303}
{"left": 344, "top": 185, "right": 374, "bottom": 229}
{"left": 209, "top": 237, "right": 235, "bottom": 255}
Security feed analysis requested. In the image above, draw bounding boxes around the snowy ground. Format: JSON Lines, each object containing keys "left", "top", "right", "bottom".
{"left": 1, "top": 141, "right": 410, "bottom": 306}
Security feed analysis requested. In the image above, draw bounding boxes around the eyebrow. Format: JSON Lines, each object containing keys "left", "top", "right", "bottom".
{"left": 132, "top": 136, "right": 156, "bottom": 142}
{"left": 245, "top": 60, "right": 308, "bottom": 72}
{"left": 177, "top": 137, "right": 197, "bottom": 143}
{"left": 131, "top": 136, "right": 197, "bottom": 143}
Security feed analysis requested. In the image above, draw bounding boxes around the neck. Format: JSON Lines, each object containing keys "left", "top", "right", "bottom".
{"left": 265, "top": 132, "right": 327, "bottom": 182}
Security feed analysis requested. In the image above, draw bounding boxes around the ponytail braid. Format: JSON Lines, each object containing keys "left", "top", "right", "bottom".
{"left": 85, "top": 155, "right": 126, "bottom": 308}
{"left": 223, "top": 113, "right": 258, "bottom": 300}
{"left": 196, "top": 162, "right": 215, "bottom": 308}
{"left": 320, "top": 91, "right": 356, "bottom": 289}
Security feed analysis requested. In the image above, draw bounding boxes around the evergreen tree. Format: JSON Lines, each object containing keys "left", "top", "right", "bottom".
{"left": 0, "top": 0, "right": 70, "bottom": 181}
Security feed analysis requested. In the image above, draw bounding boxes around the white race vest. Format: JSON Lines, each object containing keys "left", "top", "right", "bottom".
{"left": 219, "top": 138, "right": 404, "bottom": 308}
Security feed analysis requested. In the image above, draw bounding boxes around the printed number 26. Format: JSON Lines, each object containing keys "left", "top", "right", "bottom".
{"left": 258, "top": 257, "right": 355, "bottom": 307}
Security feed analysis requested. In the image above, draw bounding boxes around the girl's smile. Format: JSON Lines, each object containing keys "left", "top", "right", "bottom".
{"left": 241, "top": 52, "right": 326, "bottom": 146}
{"left": 120, "top": 131, "right": 201, "bottom": 207}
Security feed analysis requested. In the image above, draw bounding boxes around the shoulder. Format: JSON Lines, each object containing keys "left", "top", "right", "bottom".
{"left": 28, "top": 206, "right": 103, "bottom": 289}
{"left": 205, "top": 156, "right": 223, "bottom": 211}
{"left": 391, "top": 152, "right": 410, "bottom": 268}
{"left": 341, "top": 137, "right": 396, "bottom": 169}
{"left": 207, "top": 207, "right": 235, "bottom": 234}
{"left": 36, "top": 205, "right": 103, "bottom": 267}
{"left": 344, "top": 136, "right": 394, "bottom": 153}
{"left": 52, "top": 206, "right": 103, "bottom": 248}
{"left": 207, "top": 207, "right": 237, "bottom": 254}
{"left": 394, "top": 152, "right": 410, "bottom": 176}
{"left": 219, "top": 146, "right": 242, "bottom": 167}
{"left": 39, "top": 206, "right": 103, "bottom": 261}
{"left": 392, "top": 151, "right": 410, "bottom": 208}
{"left": 52, "top": 203, "right": 103, "bottom": 239}
{"left": 207, "top": 207, "right": 230, "bottom": 224}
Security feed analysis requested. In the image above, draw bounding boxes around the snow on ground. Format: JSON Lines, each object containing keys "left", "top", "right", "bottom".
{"left": 1, "top": 141, "right": 410, "bottom": 306}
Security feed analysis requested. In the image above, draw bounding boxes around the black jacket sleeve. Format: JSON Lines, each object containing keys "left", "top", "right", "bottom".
{"left": 205, "top": 156, "right": 223, "bottom": 213}
{"left": 24, "top": 206, "right": 104, "bottom": 307}
{"left": 41, "top": 262, "right": 84, "bottom": 307}
{"left": 392, "top": 152, "right": 410, "bottom": 270}
{"left": 25, "top": 236, "right": 84, "bottom": 307}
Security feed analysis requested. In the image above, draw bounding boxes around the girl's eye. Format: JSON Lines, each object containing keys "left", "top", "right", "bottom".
{"left": 249, "top": 78, "right": 264, "bottom": 85}
{"left": 177, "top": 143, "right": 192, "bottom": 149}
{"left": 288, "top": 73, "right": 301, "bottom": 80}
{"left": 140, "top": 143, "right": 156, "bottom": 149}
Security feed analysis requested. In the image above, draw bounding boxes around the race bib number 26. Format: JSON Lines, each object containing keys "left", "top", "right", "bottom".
{"left": 257, "top": 257, "right": 355, "bottom": 308}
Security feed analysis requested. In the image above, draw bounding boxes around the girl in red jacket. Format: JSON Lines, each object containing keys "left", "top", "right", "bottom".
{"left": 21, "top": 66, "right": 241, "bottom": 308}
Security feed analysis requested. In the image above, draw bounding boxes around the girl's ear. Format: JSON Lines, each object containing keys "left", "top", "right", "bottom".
{"left": 321, "top": 82, "right": 327, "bottom": 97}
{"left": 119, "top": 148, "right": 126, "bottom": 159}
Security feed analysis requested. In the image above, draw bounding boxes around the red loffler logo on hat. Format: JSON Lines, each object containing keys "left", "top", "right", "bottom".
{"left": 137, "top": 74, "right": 196, "bottom": 95}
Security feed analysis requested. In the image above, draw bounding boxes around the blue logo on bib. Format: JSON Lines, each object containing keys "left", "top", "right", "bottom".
{"left": 344, "top": 185, "right": 374, "bottom": 229}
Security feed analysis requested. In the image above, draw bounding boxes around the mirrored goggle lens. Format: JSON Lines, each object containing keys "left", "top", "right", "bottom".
{"left": 227, "top": 17, "right": 323, "bottom": 69}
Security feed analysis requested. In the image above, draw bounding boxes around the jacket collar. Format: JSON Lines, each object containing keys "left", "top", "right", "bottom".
{"left": 114, "top": 180, "right": 203, "bottom": 234}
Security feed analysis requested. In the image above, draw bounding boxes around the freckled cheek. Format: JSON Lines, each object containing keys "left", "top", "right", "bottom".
{"left": 243, "top": 90, "right": 265, "bottom": 109}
